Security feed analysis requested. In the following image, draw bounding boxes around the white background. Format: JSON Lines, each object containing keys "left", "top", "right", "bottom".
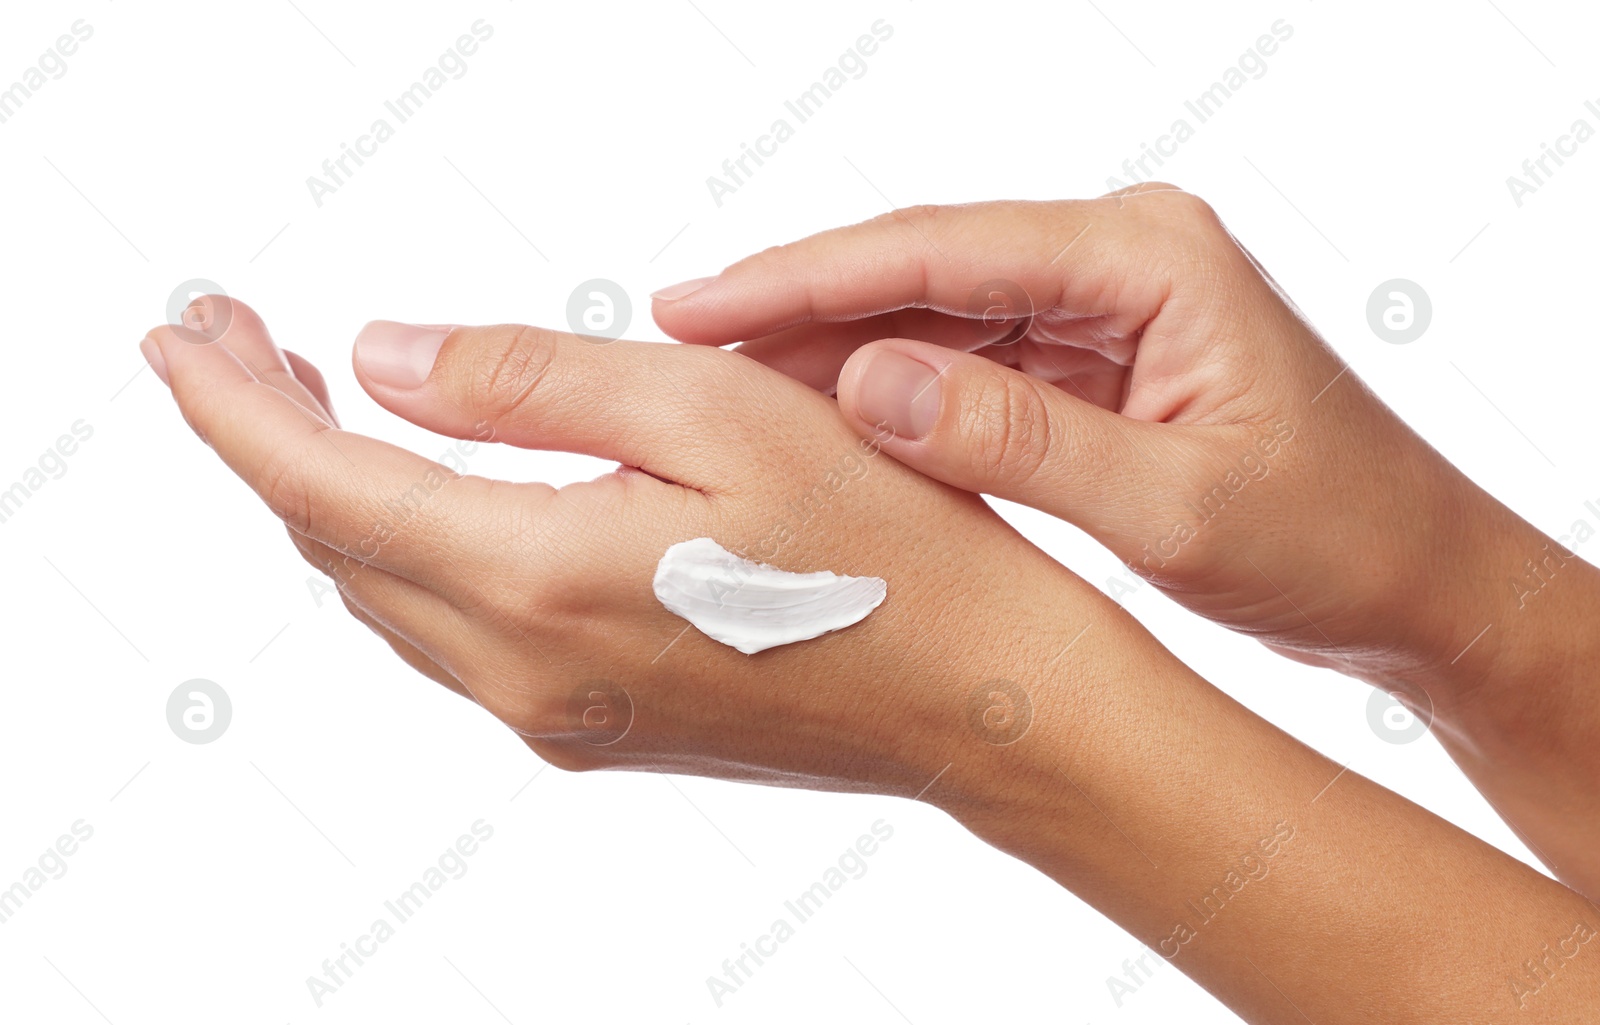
{"left": 1, "top": 1, "right": 1597, "bottom": 1021}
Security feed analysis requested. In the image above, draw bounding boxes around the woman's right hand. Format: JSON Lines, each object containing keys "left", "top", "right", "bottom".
{"left": 651, "top": 186, "right": 1600, "bottom": 896}
{"left": 654, "top": 186, "right": 1543, "bottom": 687}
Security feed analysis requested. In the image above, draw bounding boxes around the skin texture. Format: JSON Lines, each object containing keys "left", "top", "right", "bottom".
{"left": 651, "top": 184, "right": 1600, "bottom": 901}
{"left": 139, "top": 299, "right": 1600, "bottom": 1022}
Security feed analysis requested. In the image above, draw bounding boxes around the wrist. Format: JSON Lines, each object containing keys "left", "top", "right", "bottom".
{"left": 1363, "top": 482, "right": 1600, "bottom": 739}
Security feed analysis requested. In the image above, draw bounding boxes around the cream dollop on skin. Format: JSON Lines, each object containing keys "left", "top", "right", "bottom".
{"left": 652, "top": 537, "right": 888, "bottom": 655}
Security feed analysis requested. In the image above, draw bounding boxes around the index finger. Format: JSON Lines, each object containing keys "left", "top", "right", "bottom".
{"left": 650, "top": 190, "right": 1204, "bottom": 347}
{"left": 142, "top": 322, "right": 538, "bottom": 604}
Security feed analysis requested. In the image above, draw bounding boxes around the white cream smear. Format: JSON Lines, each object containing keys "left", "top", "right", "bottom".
{"left": 652, "top": 537, "right": 887, "bottom": 655}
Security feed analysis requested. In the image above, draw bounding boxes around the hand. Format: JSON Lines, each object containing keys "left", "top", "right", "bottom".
{"left": 138, "top": 297, "right": 1142, "bottom": 803}
{"left": 649, "top": 187, "right": 1600, "bottom": 896}
{"left": 652, "top": 186, "right": 1573, "bottom": 689}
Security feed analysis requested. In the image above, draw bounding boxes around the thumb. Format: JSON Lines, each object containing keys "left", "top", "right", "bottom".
{"left": 351, "top": 320, "right": 753, "bottom": 491}
{"left": 837, "top": 339, "right": 1183, "bottom": 545}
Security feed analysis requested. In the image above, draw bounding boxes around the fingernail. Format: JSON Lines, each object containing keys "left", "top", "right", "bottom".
{"left": 139, "top": 336, "right": 170, "bottom": 387}
{"left": 651, "top": 276, "right": 716, "bottom": 301}
{"left": 355, "top": 321, "right": 453, "bottom": 389}
{"left": 856, "top": 350, "right": 942, "bottom": 440}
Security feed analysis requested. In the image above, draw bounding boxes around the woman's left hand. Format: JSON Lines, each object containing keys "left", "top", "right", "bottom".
{"left": 138, "top": 297, "right": 1141, "bottom": 805}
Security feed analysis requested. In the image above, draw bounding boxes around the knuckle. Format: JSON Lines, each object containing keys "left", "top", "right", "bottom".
{"left": 489, "top": 512, "right": 580, "bottom": 620}
{"left": 880, "top": 202, "right": 945, "bottom": 233}
{"left": 471, "top": 683, "right": 555, "bottom": 744}
{"left": 653, "top": 346, "right": 760, "bottom": 456}
{"left": 1103, "top": 179, "right": 1186, "bottom": 201}
{"left": 478, "top": 683, "right": 601, "bottom": 770}
{"left": 523, "top": 738, "right": 602, "bottom": 773}
{"left": 448, "top": 488, "right": 592, "bottom": 639}
{"left": 464, "top": 325, "right": 558, "bottom": 426}
{"left": 1106, "top": 184, "right": 1226, "bottom": 245}
{"left": 1164, "top": 189, "right": 1224, "bottom": 233}
{"left": 958, "top": 371, "right": 1053, "bottom": 489}
{"left": 1149, "top": 190, "right": 1226, "bottom": 247}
